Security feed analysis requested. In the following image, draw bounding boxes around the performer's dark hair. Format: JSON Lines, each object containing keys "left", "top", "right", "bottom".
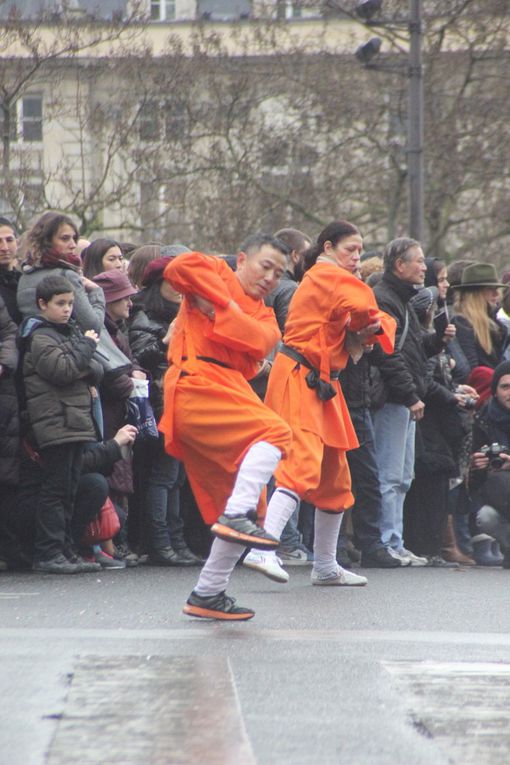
{"left": 239, "top": 232, "right": 290, "bottom": 257}
{"left": 304, "top": 220, "right": 360, "bottom": 272}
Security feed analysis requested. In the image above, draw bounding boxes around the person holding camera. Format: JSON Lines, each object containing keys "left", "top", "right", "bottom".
{"left": 470, "top": 361, "right": 510, "bottom": 567}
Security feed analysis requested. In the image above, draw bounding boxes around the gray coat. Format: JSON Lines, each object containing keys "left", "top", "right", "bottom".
{"left": 17, "top": 265, "right": 105, "bottom": 333}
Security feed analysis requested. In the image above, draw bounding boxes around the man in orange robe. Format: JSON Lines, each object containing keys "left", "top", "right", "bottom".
{"left": 159, "top": 234, "right": 292, "bottom": 620}
{"left": 255, "top": 223, "right": 396, "bottom": 587}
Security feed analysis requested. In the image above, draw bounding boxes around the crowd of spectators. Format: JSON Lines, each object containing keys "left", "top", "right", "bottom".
{"left": 1, "top": 210, "right": 510, "bottom": 577}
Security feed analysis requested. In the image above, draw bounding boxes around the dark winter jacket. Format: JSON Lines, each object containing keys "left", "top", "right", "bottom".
{"left": 0, "top": 268, "right": 22, "bottom": 325}
{"left": 264, "top": 270, "right": 298, "bottom": 334}
{"left": 128, "top": 291, "right": 179, "bottom": 419}
{"left": 20, "top": 316, "right": 102, "bottom": 450}
{"left": 100, "top": 314, "right": 136, "bottom": 438}
{"left": 339, "top": 354, "right": 371, "bottom": 410}
{"left": 0, "top": 296, "right": 19, "bottom": 485}
{"left": 373, "top": 271, "right": 456, "bottom": 408}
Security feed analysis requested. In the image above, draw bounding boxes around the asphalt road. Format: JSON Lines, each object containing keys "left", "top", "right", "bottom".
{"left": 1, "top": 563, "right": 510, "bottom": 765}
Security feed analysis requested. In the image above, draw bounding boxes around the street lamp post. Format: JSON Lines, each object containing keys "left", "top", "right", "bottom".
{"left": 407, "top": 0, "right": 424, "bottom": 242}
{"left": 355, "top": 0, "right": 424, "bottom": 242}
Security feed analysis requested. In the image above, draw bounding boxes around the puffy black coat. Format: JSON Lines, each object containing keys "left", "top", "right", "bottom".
{"left": 264, "top": 271, "right": 298, "bottom": 334}
{"left": 373, "top": 271, "right": 456, "bottom": 408}
{"left": 0, "top": 296, "right": 19, "bottom": 485}
{"left": 128, "top": 291, "right": 179, "bottom": 419}
{"left": 20, "top": 317, "right": 102, "bottom": 450}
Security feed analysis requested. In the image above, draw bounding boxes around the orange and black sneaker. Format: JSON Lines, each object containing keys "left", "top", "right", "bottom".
{"left": 211, "top": 511, "right": 279, "bottom": 550}
{"left": 183, "top": 590, "right": 255, "bottom": 621}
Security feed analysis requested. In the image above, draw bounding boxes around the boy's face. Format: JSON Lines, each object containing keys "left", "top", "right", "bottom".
{"left": 38, "top": 292, "right": 74, "bottom": 324}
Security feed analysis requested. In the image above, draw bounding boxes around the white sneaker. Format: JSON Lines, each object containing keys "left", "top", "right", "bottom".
{"left": 387, "top": 548, "right": 412, "bottom": 567}
{"left": 243, "top": 551, "right": 289, "bottom": 583}
{"left": 399, "top": 547, "right": 428, "bottom": 567}
{"left": 311, "top": 564, "right": 367, "bottom": 586}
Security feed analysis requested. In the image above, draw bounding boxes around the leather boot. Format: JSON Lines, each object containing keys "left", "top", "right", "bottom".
{"left": 442, "top": 515, "right": 476, "bottom": 566}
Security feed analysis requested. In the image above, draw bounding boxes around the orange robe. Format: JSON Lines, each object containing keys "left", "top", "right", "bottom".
{"left": 159, "top": 252, "right": 292, "bottom": 524}
{"left": 265, "top": 262, "right": 396, "bottom": 511}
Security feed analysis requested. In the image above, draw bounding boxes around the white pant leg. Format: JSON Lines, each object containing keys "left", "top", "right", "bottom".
{"left": 194, "top": 538, "right": 246, "bottom": 597}
{"left": 224, "top": 441, "right": 282, "bottom": 517}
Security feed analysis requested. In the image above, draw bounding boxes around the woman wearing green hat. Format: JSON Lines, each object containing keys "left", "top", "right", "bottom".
{"left": 452, "top": 262, "right": 509, "bottom": 371}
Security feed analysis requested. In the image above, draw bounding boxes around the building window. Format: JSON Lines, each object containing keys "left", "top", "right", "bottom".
{"left": 286, "top": 1, "right": 302, "bottom": 19}
{"left": 139, "top": 98, "right": 188, "bottom": 142}
{"left": 0, "top": 96, "right": 43, "bottom": 144}
{"left": 0, "top": 103, "right": 17, "bottom": 143}
{"left": 139, "top": 101, "right": 160, "bottom": 142}
{"left": 150, "top": 0, "right": 176, "bottom": 21}
{"left": 21, "top": 96, "right": 43, "bottom": 142}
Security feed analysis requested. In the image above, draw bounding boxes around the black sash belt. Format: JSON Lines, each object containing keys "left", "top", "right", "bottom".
{"left": 180, "top": 355, "right": 233, "bottom": 377}
{"left": 279, "top": 345, "right": 338, "bottom": 401}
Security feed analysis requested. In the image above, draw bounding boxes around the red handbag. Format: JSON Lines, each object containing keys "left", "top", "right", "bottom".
{"left": 81, "top": 497, "right": 120, "bottom": 545}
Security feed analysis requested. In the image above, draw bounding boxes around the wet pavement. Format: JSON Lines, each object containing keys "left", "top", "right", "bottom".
{"left": 1, "top": 564, "right": 509, "bottom": 764}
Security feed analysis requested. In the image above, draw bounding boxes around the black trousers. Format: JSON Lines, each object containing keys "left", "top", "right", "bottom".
{"left": 346, "top": 407, "right": 385, "bottom": 554}
{"left": 403, "top": 471, "right": 450, "bottom": 557}
{"left": 35, "top": 443, "right": 84, "bottom": 562}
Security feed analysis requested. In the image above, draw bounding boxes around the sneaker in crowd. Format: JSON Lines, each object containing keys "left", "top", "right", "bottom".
{"left": 66, "top": 550, "right": 101, "bottom": 573}
{"left": 183, "top": 590, "right": 255, "bottom": 621}
{"left": 386, "top": 548, "right": 411, "bottom": 567}
{"left": 33, "top": 554, "right": 81, "bottom": 574}
{"left": 395, "top": 548, "right": 428, "bottom": 567}
{"left": 472, "top": 536, "right": 504, "bottom": 566}
{"left": 360, "top": 547, "right": 401, "bottom": 569}
{"left": 171, "top": 545, "right": 205, "bottom": 566}
{"left": 311, "top": 565, "right": 367, "bottom": 586}
{"left": 148, "top": 546, "right": 186, "bottom": 567}
{"left": 243, "top": 551, "right": 289, "bottom": 583}
{"left": 114, "top": 544, "right": 139, "bottom": 568}
{"left": 278, "top": 543, "right": 314, "bottom": 566}
{"left": 427, "top": 556, "right": 459, "bottom": 568}
{"left": 93, "top": 549, "right": 127, "bottom": 569}
{"left": 211, "top": 512, "right": 279, "bottom": 549}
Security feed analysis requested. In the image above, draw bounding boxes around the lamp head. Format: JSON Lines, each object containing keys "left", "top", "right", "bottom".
{"left": 355, "top": 37, "right": 382, "bottom": 64}
{"left": 355, "top": 0, "right": 383, "bottom": 20}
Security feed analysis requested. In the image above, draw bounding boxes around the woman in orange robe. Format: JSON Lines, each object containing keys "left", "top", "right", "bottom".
{"left": 159, "top": 237, "right": 293, "bottom": 620}
{"left": 260, "top": 221, "right": 396, "bottom": 587}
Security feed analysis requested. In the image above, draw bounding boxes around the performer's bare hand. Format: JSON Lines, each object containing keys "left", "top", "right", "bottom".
{"left": 356, "top": 320, "right": 381, "bottom": 344}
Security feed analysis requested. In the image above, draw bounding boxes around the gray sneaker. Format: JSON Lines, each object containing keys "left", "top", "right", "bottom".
{"left": 211, "top": 512, "right": 279, "bottom": 550}
{"left": 33, "top": 554, "right": 81, "bottom": 574}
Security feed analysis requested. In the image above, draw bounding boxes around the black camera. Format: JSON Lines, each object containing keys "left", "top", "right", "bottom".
{"left": 480, "top": 443, "right": 510, "bottom": 470}
{"left": 463, "top": 396, "right": 477, "bottom": 411}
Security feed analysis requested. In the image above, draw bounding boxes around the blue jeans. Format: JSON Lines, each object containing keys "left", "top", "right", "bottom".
{"left": 145, "top": 439, "right": 185, "bottom": 552}
{"left": 372, "top": 402, "right": 415, "bottom": 552}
